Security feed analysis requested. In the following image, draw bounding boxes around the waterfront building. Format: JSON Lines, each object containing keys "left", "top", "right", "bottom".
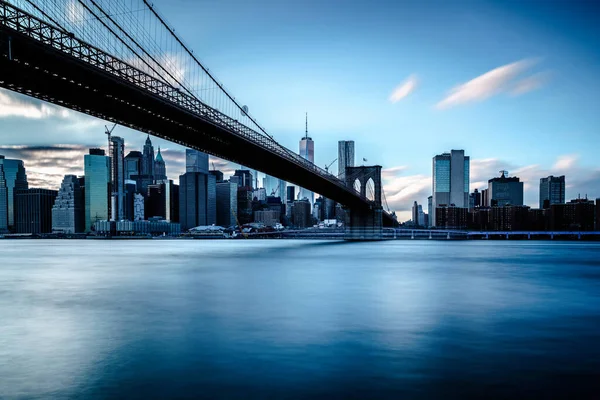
{"left": 96, "top": 218, "right": 181, "bottom": 236}
{"left": 0, "top": 157, "right": 7, "bottom": 232}
{"left": 0, "top": 155, "right": 28, "bottom": 231}
{"left": 435, "top": 205, "right": 468, "bottom": 230}
{"left": 216, "top": 180, "right": 238, "bottom": 227}
{"left": 124, "top": 150, "right": 142, "bottom": 180}
{"left": 133, "top": 193, "right": 144, "bottom": 221}
{"left": 15, "top": 188, "right": 57, "bottom": 234}
{"left": 490, "top": 205, "right": 530, "bottom": 231}
{"left": 52, "top": 175, "right": 84, "bottom": 233}
{"left": 469, "top": 188, "right": 481, "bottom": 210}
{"left": 146, "top": 184, "right": 166, "bottom": 220}
{"left": 237, "top": 186, "right": 254, "bottom": 225}
{"left": 210, "top": 170, "right": 224, "bottom": 182}
{"left": 186, "top": 149, "right": 209, "bottom": 173}
{"left": 338, "top": 140, "right": 355, "bottom": 180}
{"left": 124, "top": 180, "right": 137, "bottom": 221}
{"left": 481, "top": 188, "right": 489, "bottom": 207}
{"left": 179, "top": 171, "right": 216, "bottom": 230}
{"left": 254, "top": 210, "right": 280, "bottom": 227}
{"left": 233, "top": 169, "right": 254, "bottom": 189}
{"left": 427, "top": 196, "right": 432, "bottom": 227}
{"left": 596, "top": 199, "right": 600, "bottom": 231}
{"left": 154, "top": 147, "right": 167, "bottom": 183}
{"left": 84, "top": 148, "right": 110, "bottom": 232}
{"left": 549, "top": 198, "right": 595, "bottom": 231}
{"left": 166, "top": 180, "right": 179, "bottom": 223}
{"left": 141, "top": 135, "right": 155, "bottom": 179}
{"left": 539, "top": 175, "right": 566, "bottom": 209}
{"left": 109, "top": 135, "right": 125, "bottom": 221}
{"left": 488, "top": 171, "right": 524, "bottom": 207}
{"left": 292, "top": 199, "right": 312, "bottom": 228}
{"left": 432, "top": 150, "right": 469, "bottom": 226}
{"left": 287, "top": 186, "right": 296, "bottom": 202}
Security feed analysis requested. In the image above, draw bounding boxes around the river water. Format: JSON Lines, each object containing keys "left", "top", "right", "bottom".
{"left": 1, "top": 240, "right": 599, "bottom": 399}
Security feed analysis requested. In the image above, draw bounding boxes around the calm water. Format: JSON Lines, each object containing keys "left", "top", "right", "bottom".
{"left": 1, "top": 240, "right": 600, "bottom": 399}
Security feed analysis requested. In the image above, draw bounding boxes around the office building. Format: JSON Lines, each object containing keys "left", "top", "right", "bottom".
{"left": 539, "top": 175, "right": 566, "bottom": 209}
{"left": 216, "top": 180, "right": 238, "bottom": 227}
{"left": 52, "top": 175, "right": 84, "bottom": 233}
{"left": 292, "top": 199, "right": 312, "bottom": 228}
{"left": 84, "top": 148, "right": 110, "bottom": 232}
{"left": 0, "top": 157, "right": 7, "bottom": 232}
{"left": 233, "top": 169, "right": 254, "bottom": 189}
{"left": 427, "top": 196, "right": 432, "bottom": 227}
{"left": 432, "top": 150, "right": 469, "bottom": 226}
{"left": 287, "top": 186, "right": 296, "bottom": 202}
{"left": 412, "top": 201, "right": 419, "bottom": 225}
{"left": 141, "top": 135, "right": 155, "bottom": 179}
{"left": 210, "top": 170, "right": 224, "bottom": 182}
{"left": 488, "top": 171, "right": 524, "bottom": 207}
{"left": 338, "top": 140, "right": 355, "bottom": 180}
{"left": 469, "top": 188, "right": 481, "bottom": 210}
{"left": 15, "top": 188, "right": 57, "bottom": 234}
{"left": 253, "top": 187, "right": 267, "bottom": 202}
{"left": 133, "top": 193, "right": 145, "bottom": 221}
{"left": 154, "top": 147, "right": 167, "bottom": 183}
{"left": 146, "top": 184, "right": 166, "bottom": 220}
{"left": 165, "top": 180, "right": 179, "bottom": 223}
{"left": 124, "top": 180, "right": 137, "bottom": 221}
{"left": 179, "top": 171, "right": 216, "bottom": 230}
{"left": 0, "top": 155, "right": 28, "bottom": 231}
{"left": 124, "top": 150, "right": 142, "bottom": 180}
{"left": 186, "top": 148, "right": 209, "bottom": 173}
{"left": 490, "top": 205, "right": 530, "bottom": 231}
{"left": 299, "top": 113, "right": 315, "bottom": 208}
{"left": 597, "top": 199, "right": 600, "bottom": 231}
{"left": 237, "top": 186, "right": 254, "bottom": 225}
{"left": 109, "top": 135, "right": 125, "bottom": 221}
{"left": 254, "top": 210, "right": 280, "bottom": 227}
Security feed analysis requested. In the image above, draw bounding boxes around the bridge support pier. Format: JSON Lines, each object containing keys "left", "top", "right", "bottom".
{"left": 344, "top": 166, "right": 384, "bottom": 241}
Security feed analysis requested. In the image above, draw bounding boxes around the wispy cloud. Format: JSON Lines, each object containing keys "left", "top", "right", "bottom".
{"left": 510, "top": 72, "right": 550, "bottom": 96}
{"left": 0, "top": 90, "right": 70, "bottom": 119}
{"left": 436, "top": 58, "right": 546, "bottom": 109}
{"left": 389, "top": 74, "right": 418, "bottom": 103}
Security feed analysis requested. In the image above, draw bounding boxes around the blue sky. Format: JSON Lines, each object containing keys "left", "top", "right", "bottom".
{"left": 0, "top": 0, "right": 599, "bottom": 220}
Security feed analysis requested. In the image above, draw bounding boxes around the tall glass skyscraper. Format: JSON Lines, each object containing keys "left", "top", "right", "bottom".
{"left": 432, "top": 150, "right": 469, "bottom": 227}
{"left": 299, "top": 113, "right": 314, "bottom": 207}
{"left": 109, "top": 136, "right": 125, "bottom": 221}
{"left": 539, "top": 175, "right": 565, "bottom": 209}
{"left": 338, "top": 140, "right": 355, "bottom": 180}
{"left": 0, "top": 156, "right": 7, "bottom": 232}
{"left": 84, "top": 148, "right": 110, "bottom": 232}
{"left": 186, "top": 149, "right": 209, "bottom": 174}
{"left": 52, "top": 175, "right": 84, "bottom": 233}
{"left": 0, "top": 155, "right": 28, "bottom": 231}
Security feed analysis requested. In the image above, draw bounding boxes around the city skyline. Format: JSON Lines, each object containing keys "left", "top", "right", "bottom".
{"left": 0, "top": 0, "right": 599, "bottom": 221}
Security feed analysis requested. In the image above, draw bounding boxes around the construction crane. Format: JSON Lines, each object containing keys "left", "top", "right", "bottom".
{"left": 105, "top": 123, "right": 117, "bottom": 145}
{"left": 324, "top": 158, "right": 337, "bottom": 174}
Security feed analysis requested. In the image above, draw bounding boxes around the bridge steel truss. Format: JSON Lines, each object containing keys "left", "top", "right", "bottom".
{"left": 0, "top": 1, "right": 396, "bottom": 226}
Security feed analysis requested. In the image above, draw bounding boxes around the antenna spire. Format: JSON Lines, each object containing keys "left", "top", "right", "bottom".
{"left": 305, "top": 112, "right": 308, "bottom": 139}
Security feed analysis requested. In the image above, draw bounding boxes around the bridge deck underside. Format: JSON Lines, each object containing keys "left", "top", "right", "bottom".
{"left": 0, "top": 22, "right": 395, "bottom": 227}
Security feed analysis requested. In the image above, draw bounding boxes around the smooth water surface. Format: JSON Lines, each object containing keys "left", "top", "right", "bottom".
{"left": 1, "top": 240, "right": 600, "bottom": 399}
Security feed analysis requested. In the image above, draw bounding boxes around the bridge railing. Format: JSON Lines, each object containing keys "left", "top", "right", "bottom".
{"left": 0, "top": 1, "right": 391, "bottom": 212}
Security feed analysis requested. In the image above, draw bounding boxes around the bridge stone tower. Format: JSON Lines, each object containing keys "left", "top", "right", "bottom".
{"left": 344, "top": 166, "right": 383, "bottom": 240}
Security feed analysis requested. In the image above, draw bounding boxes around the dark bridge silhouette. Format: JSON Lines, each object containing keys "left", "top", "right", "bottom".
{"left": 0, "top": 0, "right": 397, "bottom": 239}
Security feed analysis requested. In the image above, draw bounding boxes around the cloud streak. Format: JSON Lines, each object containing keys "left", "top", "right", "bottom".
{"left": 436, "top": 58, "right": 545, "bottom": 109}
{"left": 389, "top": 74, "right": 418, "bottom": 103}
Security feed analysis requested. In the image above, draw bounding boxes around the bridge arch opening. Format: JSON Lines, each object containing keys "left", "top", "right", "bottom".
{"left": 366, "top": 178, "right": 375, "bottom": 201}
{"left": 353, "top": 179, "right": 361, "bottom": 194}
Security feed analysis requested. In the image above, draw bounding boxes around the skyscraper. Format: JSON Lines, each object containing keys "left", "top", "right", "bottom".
{"left": 109, "top": 136, "right": 125, "bottom": 221}
{"left": 432, "top": 150, "right": 469, "bottom": 226}
{"left": 186, "top": 149, "right": 209, "bottom": 174}
{"left": 84, "top": 148, "right": 110, "bottom": 232}
{"left": 299, "top": 113, "right": 315, "bottom": 207}
{"left": 15, "top": 188, "right": 57, "bottom": 234}
{"left": 179, "top": 171, "right": 216, "bottom": 230}
{"left": 124, "top": 151, "right": 142, "bottom": 180}
{"left": 52, "top": 175, "right": 84, "bottom": 234}
{"left": 154, "top": 147, "right": 167, "bottom": 183}
{"left": 338, "top": 140, "right": 355, "bottom": 180}
{"left": 0, "top": 156, "right": 7, "bottom": 232}
{"left": 216, "top": 180, "right": 238, "bottom": 227}
{"left": 142, "top": 135, "right": 155, "bottom": 179}
{"left": 233, "top": 169, "right": 254, "bottom": 189}
{"left": 539, "top": 175, "right": 565, "bottom": 209}
{"left": 0, "top": 155, "right": 28, "bottom": 231}
{"left": 488, "top": 171, "right": 524, "bottom": 207}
